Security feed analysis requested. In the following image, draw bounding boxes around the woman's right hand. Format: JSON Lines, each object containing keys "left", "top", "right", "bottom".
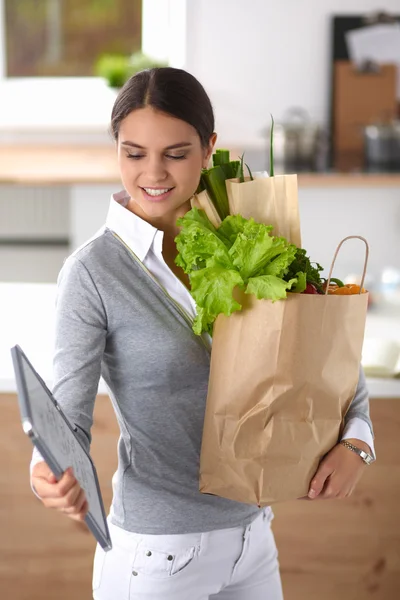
{"left": 31, "top": 461, "right": 88, "bottom": 522}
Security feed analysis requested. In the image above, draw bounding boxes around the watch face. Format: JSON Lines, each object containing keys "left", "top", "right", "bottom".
{"left": 361, "top": 451, "right": 374, "bottom": 465}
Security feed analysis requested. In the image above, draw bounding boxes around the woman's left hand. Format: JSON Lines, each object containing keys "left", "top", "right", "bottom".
{"left": 306, "top": 438, "right": 371, "bottom": 500}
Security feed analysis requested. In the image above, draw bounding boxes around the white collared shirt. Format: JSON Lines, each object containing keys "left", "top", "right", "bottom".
{"left": 107, "top": 190, "right": 198, "bottom": 322}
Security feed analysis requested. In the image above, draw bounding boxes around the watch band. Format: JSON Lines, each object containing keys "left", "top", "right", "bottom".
{"left": 340, "top": 440, "right": 375, "bottom": 465}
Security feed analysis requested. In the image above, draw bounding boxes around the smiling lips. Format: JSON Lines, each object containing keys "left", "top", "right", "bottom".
{"left": 141, "top": 187, "right": 175, "bottom": 202}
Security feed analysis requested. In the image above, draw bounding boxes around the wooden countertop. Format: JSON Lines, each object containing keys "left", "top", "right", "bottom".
{"left": 1, "top": 145, "right": 400, "bottom": 187}
{"left": 0, "top": 145, "right": 121, "bottom": 185}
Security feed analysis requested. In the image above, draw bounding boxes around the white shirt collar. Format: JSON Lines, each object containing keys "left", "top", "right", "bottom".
{"left": 106, "top": 190, "right": 160, "bottom": 262}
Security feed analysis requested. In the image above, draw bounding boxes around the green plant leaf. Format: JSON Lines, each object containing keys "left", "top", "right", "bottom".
{"left": 228, "top": 220, "right": 289, "bottom": 281}
{"left": 245, "top": 163, "right": 254, "bottom": 181}
{"left": 191, "top": 267, "right": 244, "bottom": 334}
{"left": 246, "top": 275, "right": 297, "bottom": 301}
{"left": 290, "top": 271, "right": 307, "bottom": 293}
{"left": 175, "top": 208, "right": 231, "bottom": 273}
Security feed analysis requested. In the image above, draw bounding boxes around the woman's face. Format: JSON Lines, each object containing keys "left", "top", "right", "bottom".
{"left": 117, "top": 106, "right": 216, "bottom": 227}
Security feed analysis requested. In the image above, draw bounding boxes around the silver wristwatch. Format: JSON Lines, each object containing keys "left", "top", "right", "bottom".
{"left": 340, "top": 440, "right": 375, "bottom": 465}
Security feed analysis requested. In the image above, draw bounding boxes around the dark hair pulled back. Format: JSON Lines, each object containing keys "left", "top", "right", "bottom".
{"left": 111, "top": 67, "right": 215, "bottom": 148}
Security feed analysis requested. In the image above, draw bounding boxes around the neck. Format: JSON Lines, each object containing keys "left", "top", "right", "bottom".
{"left": 126, "top": 198, "right": 191, "bottom": 239}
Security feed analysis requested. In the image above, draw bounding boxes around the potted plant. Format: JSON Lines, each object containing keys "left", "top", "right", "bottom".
{"left": 95, "top": 51, "right": 168, "bottom": 90}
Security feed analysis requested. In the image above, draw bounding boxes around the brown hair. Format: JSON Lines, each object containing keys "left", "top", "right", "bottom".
{"left": 111, "top": 67, "right": 215, "bottom": 148}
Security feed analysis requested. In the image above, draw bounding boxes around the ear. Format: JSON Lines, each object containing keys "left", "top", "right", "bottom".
{"left": 203, "top": 132, "right": 218, "bottom": 168}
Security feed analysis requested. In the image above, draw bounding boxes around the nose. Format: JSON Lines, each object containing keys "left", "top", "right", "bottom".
{"left": 144, "top": 155, "right": 168, "bottom": 183}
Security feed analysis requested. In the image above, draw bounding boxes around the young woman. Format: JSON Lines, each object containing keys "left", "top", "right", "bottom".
{"left": 30, "top": 67, "right": 375, "bottom": 600}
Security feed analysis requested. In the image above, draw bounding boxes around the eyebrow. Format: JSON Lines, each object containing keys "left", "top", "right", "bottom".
{"left": 120, "top": 141, "right": 193, "bottom": 150}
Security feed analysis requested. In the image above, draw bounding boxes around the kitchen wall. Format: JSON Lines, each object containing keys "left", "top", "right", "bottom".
{"left": 182, "top": 0, "right": 400, "bottom": 147}
{"left": 299, "top": 186, "right": 400, "bottom": 286}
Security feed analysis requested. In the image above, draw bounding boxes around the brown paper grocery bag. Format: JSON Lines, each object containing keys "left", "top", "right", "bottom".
{"left": 190, "top": 190, "right": 222, "bottom": 228}
{"left": 199, "top": 237, "right": 369, "bottom": 506}
{"left": 226, "top": 175, "right": 301, "bottom": 247}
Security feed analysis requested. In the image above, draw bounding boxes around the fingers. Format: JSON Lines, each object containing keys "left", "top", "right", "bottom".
{"left": 32, "top": 467, "right": 76, "bottom": 500}
{"left": 68, "top": 501, "right": 89, "bottom": 523}
{"left": 31, "top": 465, "right": 88, "bottom": 521}
{"left": 308, "top": 461, "right": 332, "bottom": 499}
{"left": 42, "top": 479, "right": 81, "bottom": 509}
{"left": 318, "top": 481, "right": 354, "bottom": 500}
{"left": 61, "top": 488, "right": 86, "bottom": 514}
{"left": 31, "top": 460, "right": 59, "bottom": 482}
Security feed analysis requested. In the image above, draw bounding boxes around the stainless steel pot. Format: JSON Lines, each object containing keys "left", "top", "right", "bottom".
{"left": 262, "top": 108, "right": 326, "bottom": 172}
{"left": 363, "top": 121, "right": 400, "bottom": 170}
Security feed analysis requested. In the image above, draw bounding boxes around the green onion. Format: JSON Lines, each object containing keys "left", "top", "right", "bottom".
{"left": 269, "top": 114, "right": 275, "bottom": 178}
{"left": 237, "top": 153, "right": 254, "bottom": 182}
{"left": 330, "top": 277, "right": 345, "bottom": 287}
{"left": 245, "top": 163, "right": 254, "bottom": 181}
{"left": 238, "top": 153, "right": 245, "bottom": 182}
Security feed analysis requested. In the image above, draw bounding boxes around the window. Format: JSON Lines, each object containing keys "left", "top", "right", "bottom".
{"left": 5, "top": 0, "right": 142, "bottom": 77}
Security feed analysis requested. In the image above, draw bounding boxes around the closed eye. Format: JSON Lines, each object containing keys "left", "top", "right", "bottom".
{"left": 126, "top": 154, "right": 187, "bottom": 161}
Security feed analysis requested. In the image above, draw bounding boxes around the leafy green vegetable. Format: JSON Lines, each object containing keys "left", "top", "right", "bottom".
{"left": 290, "top": 271, "right": 307, "bottom": 293}
{"left": 175, "top": 208, "right": 231, "bottom": 274}
{"left": 212, "top": 149, "right": 230, "bottom": 166}
{"left": 329, "top": 277, "right": 344, "bottom": 288}
{"left": 283, "top": 247, "right": 324, "bottom": 293}
{"left": 191, "top": 267, "right": 244, "bottom": 335}
{"left": 212, "top": 149, "right": 240, "bottom": 180}
{"left": 228, "top": 221, "right": 290, "bottom": 281}
{"left": 245, "top": 163, "right": 254, "bottom": 181}
{"left": 217, "top": 214, "right": 248, "bottom": 246}
{"left": 261, "top": 245, "right": 298, "bottom": 278}
{"left": 200, "top": 166, "right": 230, "bottom": 220}
{"left": 175, "top": 208, "right": 302, "bottom": 335}
{"left": 196, "top": 149, "right": 241, "bottom": 220}
{"left": 237, "top": 152, "right": 254, "bottom": 182}
{"left": 246, "top": 275, "right": 297, "bottom": 301}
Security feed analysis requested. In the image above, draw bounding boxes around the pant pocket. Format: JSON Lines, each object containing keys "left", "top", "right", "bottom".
{"left": 132, "top": 543, "right": 198, "bottom": 580}
{"left": 92, "top": 544, "right": 107, "bottom": 592}
{"left": 263, "top": 506, "right": 274, "bottom": 524}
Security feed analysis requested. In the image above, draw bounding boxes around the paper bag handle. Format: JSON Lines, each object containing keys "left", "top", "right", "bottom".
{"left": 325, "top": 236, "right": 369, "bottom": 295}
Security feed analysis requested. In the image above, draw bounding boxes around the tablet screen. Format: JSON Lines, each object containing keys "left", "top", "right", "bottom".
{"left": 16, "top": 349, "right": 108, "bottom": 543}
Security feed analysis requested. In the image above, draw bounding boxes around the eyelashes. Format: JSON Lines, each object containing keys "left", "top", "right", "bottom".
{"left": 126, "top": 154, "right": 187, "bottom": 161}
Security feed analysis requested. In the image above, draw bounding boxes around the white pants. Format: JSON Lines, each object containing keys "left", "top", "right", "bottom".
{"left": 92, "top": 508, "right": 283, "bottom": 599}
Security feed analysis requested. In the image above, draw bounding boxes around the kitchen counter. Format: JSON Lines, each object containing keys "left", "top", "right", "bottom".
{"left": 1, "top": 145, "right": 400, "bottom": 187}
{"left": 1, "top": 282, "right": 399, "bottom": 398}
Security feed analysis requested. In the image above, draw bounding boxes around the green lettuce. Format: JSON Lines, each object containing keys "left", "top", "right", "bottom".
{"left": 175, "top": 208, "right": 231, "bottom": 274}
{"left": 246, "top": 275, "right": 298, "bottom": 301}
{"left": 191, "top": 267, "right": 244, "bottom": 335}
{"left": 175, "top": 208, "right": 301, "bottom": 335}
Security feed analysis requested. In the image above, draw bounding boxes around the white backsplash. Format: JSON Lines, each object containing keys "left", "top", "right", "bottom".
{"left": 299, "top": 186, "right": 400, "bottom": 291}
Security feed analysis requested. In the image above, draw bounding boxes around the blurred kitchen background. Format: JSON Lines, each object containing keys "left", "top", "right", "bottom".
{"left": 0, "top": 2, "right": 399, "bottom": 600}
